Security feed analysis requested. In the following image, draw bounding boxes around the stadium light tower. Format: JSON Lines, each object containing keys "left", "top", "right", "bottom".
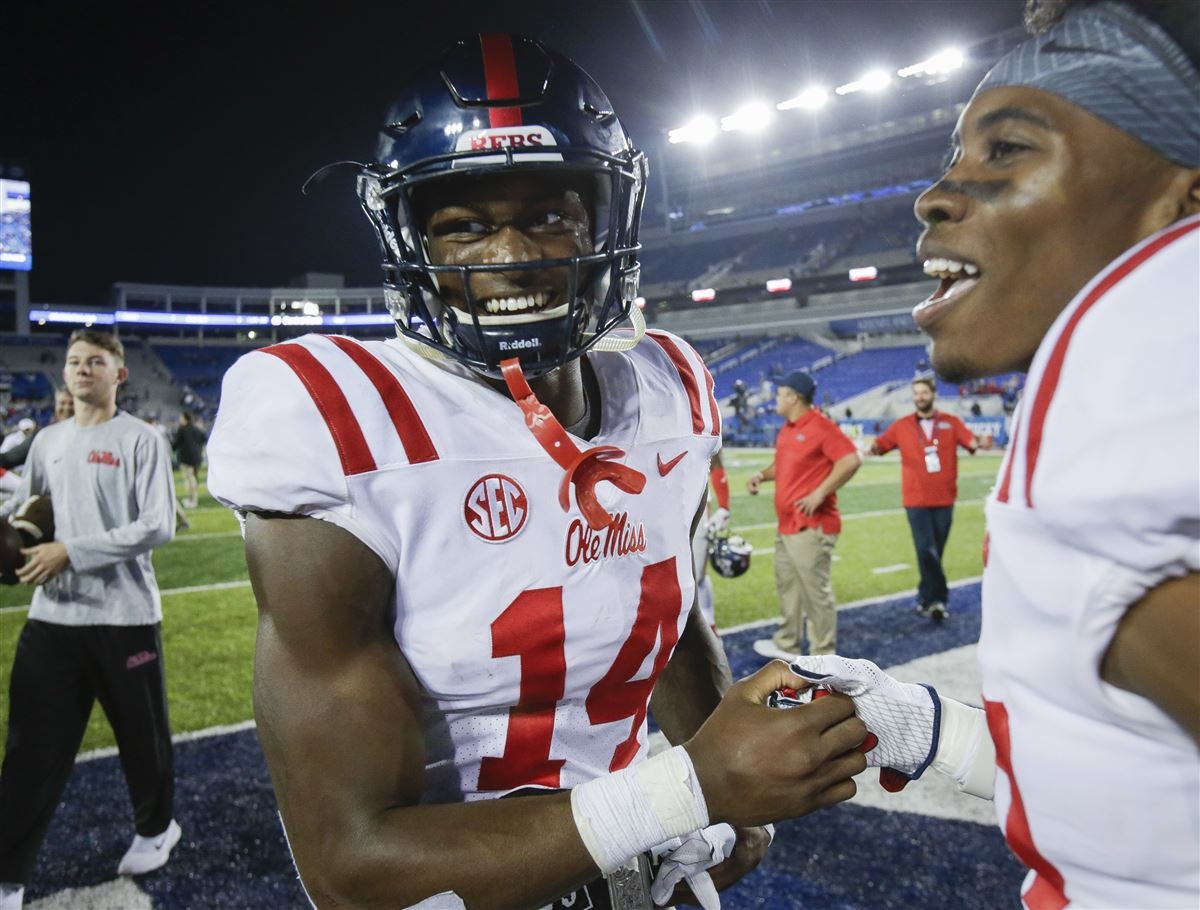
{"left": 721, "top": 101, "right": 774, "bottom": 132}
{"left": 668, "top": 115, "right": 718, "bottom": 145}
{"left": 898, "top": 48, "right": 965, "bottom": 78}
{"left": 835, "top": 68, "right": 892, "bottom": 95}
{"left": 777, "top": 86, "right": 829, "bottom": 111}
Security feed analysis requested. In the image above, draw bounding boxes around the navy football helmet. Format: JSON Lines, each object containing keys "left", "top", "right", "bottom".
{"left": 709, "top": 534, "right": 753, "bottom": 579}
{"left": 355, "top": 33, "right": 648, "bottom": 379}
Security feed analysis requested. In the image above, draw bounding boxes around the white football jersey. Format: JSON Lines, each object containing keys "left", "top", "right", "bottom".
{"left": 208, "top": 329, "right": 721, "bottom": 804}
{"left": 980, "top": 215, "right": 1200, "bottom": 909}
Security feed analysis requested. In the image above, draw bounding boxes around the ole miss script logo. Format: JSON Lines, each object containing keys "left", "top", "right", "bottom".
{"left": 465, "top": 474, "right": 528, "bottom": 543}
{"left": 88, "top": 450, "right": 122, "bottom": 468}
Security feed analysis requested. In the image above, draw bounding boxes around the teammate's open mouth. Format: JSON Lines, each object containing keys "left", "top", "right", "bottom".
{"left": 923, "top": 256, "right": 981, "bottom": 301}
{"left": 913, "top": 255, "right": 982, "bottom": 329}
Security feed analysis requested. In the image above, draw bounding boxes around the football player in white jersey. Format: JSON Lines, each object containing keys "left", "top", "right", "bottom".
{"left": 208, "top": 34, "right": 870, "bottom": 910}
{"left": 778, "top": 2, "right": 1200, "bottom": 908}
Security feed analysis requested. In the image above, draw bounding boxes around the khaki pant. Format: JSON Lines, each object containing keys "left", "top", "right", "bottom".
{"left": 772, "top": 528, "right": 838, "bottom": 655}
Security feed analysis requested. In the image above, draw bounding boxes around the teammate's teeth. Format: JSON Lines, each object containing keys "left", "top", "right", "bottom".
{"left": 923, "top": 257, "right": 980, "bottom": 279}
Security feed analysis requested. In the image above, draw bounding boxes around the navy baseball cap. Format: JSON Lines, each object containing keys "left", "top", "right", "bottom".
{"left": 780, "top": 370, "right": 816, "bottom": 399}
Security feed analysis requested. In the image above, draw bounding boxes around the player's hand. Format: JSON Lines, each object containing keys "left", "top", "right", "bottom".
{"left": 794, "top": 491, "right": 825, "bottom": 515}
{"left": 17, "top": 541, "right": 70, "bottom": 586}
{"left": 745, "top": 474, "right": 762, "bottom": 495}
{"left": 684, "top": 660, "right": 868, "bottom": 828}
{"left": 709, "top": 507, "right": 730, "bottom": 535}
{"left": 788, "top": 655, "right": 939, "bottom": 792}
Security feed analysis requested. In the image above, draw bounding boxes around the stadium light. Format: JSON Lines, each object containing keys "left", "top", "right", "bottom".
{"left": 835, "top": 68, "right": 892, "bottom": 95}
{"left": 766, "top": 278, "right": 793, "bottom": 293}
{"left": 898, "top": 48, "right": 965, "bottom": 78}
{"left": 848, "top": 266, "right": 879, "bottom": 282}
{"left": 777, "top": 86, "right": 829, "bottom": 112}
{"left": 247, "top": 330, "right": 257, "bottom": 339}
{"left": 668, "top": 116, "right": 718, "bottom": 145}
{"left": 301, "top": 301, "right": 321, "bottom": 317}
{"left": 720, "top": 102, "right": 774, "bottom": 133}
{"left": 691, "top": 288, "right": 716, "bottom": 302}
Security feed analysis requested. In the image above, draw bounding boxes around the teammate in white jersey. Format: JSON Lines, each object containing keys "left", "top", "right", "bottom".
{"left": 778, "top": 2, "right": 1200, "bottom": 909}
{"left": 209, "top": 34, "right": 869, "bottom": 910}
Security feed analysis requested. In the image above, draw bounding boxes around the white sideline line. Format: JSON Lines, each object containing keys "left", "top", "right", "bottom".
{"left": 872, "top": 563, "right": 911, "bottom": 575}
{"left": 0, "top": 579, "right": 252, "bottom": 615}
{"left": 719, "top": 574, "right": 983, "bottom": 635}
{"left": 77, "top": 719, "right": 257, "bottom": 764}
{"left": 735, "top": 498, "right": 984, "bottom": 532}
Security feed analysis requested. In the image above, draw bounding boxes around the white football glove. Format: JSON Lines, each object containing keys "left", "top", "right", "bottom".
{"left": 708, "top": 507, "right": 730, "bottom": 536}
{"left": 785, "top": 655, "right": 995, "bottom": 798}
{"left": 650, "top": 823, "right": 735, "bottom": 910}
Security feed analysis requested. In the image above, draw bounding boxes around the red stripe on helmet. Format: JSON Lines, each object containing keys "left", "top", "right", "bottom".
{"left": 261, "top": 343, "right": 376, "bottom": 476}
{"left": 480, "top": 33, "right": 523, "bottom": 128}
{"left": 322, "top": 336, "right": 439, "bottom": 465}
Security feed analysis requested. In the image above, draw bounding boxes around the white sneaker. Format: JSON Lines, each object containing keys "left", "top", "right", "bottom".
{"left": 0, "top": 883, "right": 24, "bottom": 910}
{"left": 117, "top": 819, "right": 182, "bottom": 876}
{"left": 752, "top": 639, "right": 798, "bottom": 662}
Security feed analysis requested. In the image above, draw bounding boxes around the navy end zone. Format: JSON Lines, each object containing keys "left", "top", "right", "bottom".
{"left": 24, "top": 583, "right": 1023, "bottom": 910}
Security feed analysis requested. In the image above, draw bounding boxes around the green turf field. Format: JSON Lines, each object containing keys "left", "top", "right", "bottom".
{"left": 0, "top": 453, "right": 1000, "bottom": 754}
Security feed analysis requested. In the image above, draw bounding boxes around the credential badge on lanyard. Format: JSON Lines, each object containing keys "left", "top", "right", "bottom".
{"left": 922, "top": 417, "right": 941, "bottom": 473}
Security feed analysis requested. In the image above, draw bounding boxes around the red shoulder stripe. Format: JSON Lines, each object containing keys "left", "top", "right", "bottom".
{"left": 699, "top": 358, "right": 721, "bottom": 435}
{"left": 648, "top": 332, "right": 707, "bottom": 434}
{"left": 261, "top": 343, "right": 376, "bottom": 476}
{"left": 480, "top": 33, "right": 522, "bottom": 128}
{"left": 995, "top": 417, "right": 1020, "bottom": 504}
{"left": 1023, "top": 219, "right": 1198, "bottom": 507}
{"left": 322, "top": 336, "right": 439, "bottom": 465}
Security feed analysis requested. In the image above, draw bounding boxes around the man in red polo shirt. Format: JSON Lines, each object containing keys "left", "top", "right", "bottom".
{"left": 869, "top": 376, "right": 976, "bottom": 621}
{"left": 747, "top": 371, "right": 860, "bottom": 660}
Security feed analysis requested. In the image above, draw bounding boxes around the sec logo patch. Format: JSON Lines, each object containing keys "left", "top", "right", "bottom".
{"left": 464, "top": 474, "right": 529, "bottom": 543}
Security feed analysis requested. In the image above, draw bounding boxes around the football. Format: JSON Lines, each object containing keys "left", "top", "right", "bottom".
{"left": 0, "top": 495, "right": 55, "bottom": 585}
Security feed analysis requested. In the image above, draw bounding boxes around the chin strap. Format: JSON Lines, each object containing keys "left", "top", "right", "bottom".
{"left": 501, "top": 358, "right": 645, "bottom": 531}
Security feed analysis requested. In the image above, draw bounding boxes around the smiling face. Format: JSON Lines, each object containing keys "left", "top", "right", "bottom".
{"left": 913, "top": 85, "right": 1194, "bottom": 381}
{"left": 418, "top": 170, "right": 594, "bottom": 324}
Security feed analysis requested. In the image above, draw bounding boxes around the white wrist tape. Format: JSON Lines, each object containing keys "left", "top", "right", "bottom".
{"left": 931, "top": 697, "right": 996, "bottom": 800}
{"left": 570, "top": 745, "right": 710, "bottom": 875}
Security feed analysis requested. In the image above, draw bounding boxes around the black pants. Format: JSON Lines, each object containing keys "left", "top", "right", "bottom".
{"left": 905, "top": 506, "right": 954, "bottom": 607}
{"left": 0, "top": 620, "right": 175, "bottom": 884}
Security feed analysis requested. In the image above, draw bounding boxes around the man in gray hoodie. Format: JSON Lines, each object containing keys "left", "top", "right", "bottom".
{"left": 0, "top": 330, "right": 178, "bottom": 910}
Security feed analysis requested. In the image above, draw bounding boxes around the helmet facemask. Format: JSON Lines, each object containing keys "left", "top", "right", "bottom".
{"left": 360, "top": 147, "right": 646, "bottom": 379}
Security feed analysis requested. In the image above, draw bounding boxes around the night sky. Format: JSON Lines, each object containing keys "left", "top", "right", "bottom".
{"left": 6, "top": 0, "right": 1020, "bottom": 305}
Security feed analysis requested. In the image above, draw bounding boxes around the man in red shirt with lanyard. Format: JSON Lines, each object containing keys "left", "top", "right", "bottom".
{"left": 747, "top": 371, "right": 860, "bottom": 660}
{"left": 869, "top": 376, "right": 976, "bottom": 621}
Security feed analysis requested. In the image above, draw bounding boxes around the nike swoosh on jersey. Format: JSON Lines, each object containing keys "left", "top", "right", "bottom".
{"left": 657, "top": 451, "right": 687, "bottom": 476}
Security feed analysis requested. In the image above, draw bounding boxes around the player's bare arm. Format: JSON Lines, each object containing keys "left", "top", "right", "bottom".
{"left": 247, "top": 511, "right": 602, "bottom": 909}
{"left": 1101, "top": 572, "right": 1200, "bottom": 744}
{"left": 248, "top": 512, "right": 869, "bottom": 909}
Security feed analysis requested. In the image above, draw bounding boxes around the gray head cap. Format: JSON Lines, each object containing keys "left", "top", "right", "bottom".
{"left": 975, "top": 1, "right": 1200, "bottom": 167}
